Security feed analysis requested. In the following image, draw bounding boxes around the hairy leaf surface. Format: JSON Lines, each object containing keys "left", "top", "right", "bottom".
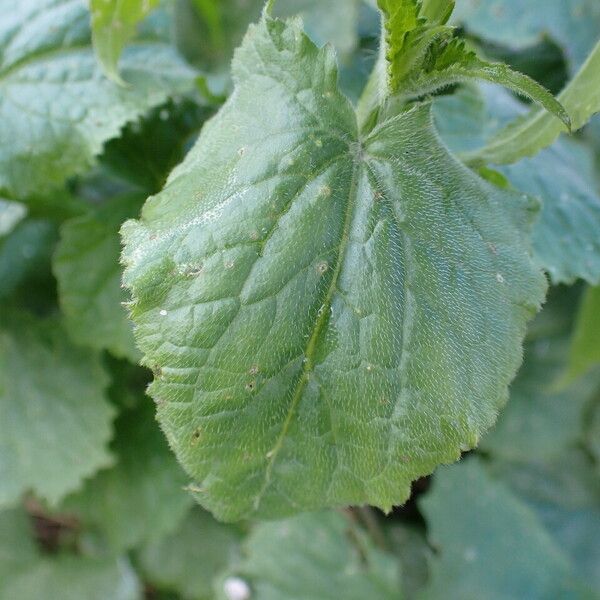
{"left": 122, "top": 14, "right": 546, "bottom": 521}
{"left": 218, "top": 511, "right": 400, "bottom": 600}
{"left": 0, "top": 0, "right": 195, "bottom": 199}
{"left": 0, "top": 314, "right": 114, "bottom": 507}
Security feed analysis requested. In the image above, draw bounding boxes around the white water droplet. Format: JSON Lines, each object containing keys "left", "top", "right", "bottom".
{"left": 496, "top": 273, "right": 505, "bottom": 283}
{"left": 159, "top": 309, "right": 168, "bottom": 316}
{"left": 223, "top": 577, "right": 251, "bottom": 600}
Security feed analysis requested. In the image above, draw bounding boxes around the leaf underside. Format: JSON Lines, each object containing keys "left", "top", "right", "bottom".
{"left": 122, "top": 15, "right": 546, "bottom": 521}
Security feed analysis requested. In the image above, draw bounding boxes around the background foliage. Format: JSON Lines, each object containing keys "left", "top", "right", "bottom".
{"left": 0, "top": 0, "right": 599, "bottom": 598}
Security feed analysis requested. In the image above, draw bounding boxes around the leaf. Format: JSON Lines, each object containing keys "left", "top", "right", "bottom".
{"left": 274, "top": 0, "right": 361, "bottom": 57}
{"left": 373, "top": 0, "right": 569, "bottom": 130}
{"left": 54, "top": 194, "right": 144, "bottom": 361}
{"left": 138, "top": 508, "right": 242, "bottom": 600}
{"left": 466, "top": 39, "right": 600, "bottom": 165}
{"left": 216, "top": 511, "right": 401, "bottom": 600}
{"left": 122, "top": 14, "right": 546, "bottom": 520}
{"left": 0, "top": 508, "right": 38, "bottom": 585}
{"left": 480, "top": 308, "right": 600, "bottom": 463}
{"left": 91, "top": 0, "right": 161, "bottom": 82}
{"left": 0, "top": 313, "right": 114, "bottom": 508}
{"left": 568, "top": 286, "right": 600, "bottom": 379}
{"left": 0, "top": 0, "right": 196, "bottom": 200}
{"left": 453, "top": 0, "right": 600, "bottom": 73}
{"left": 436, "top": 84, "right": 600, "bottom": 286}
{"left": 2, "top": 556, "right": 141, "bottom": 600}
{"left": 0, "top": 199, "right": 27, "bottom": 237}
{"left": 61, "top": 400, "right": 193, "bottom": 552}
{"left": 419, "top": 458, "right": 592, "bottom": 599}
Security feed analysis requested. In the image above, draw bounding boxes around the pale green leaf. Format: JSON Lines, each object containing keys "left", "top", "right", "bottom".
{"left": 466, "top": 40, "right": 600, "bottom": 165}
{"left": 568, "top": 286, "right": 600, "bottom": 378}
{"left": 122, "top": 15, "right": 546, "bottom": 520}
{"left": 436, "top": 84, "right": 600, "bottom": 285}
{"left": 0, "top": 0, "right": 195, "bottom": 200}
{"left": 420, "top": 458, "right": 592, "bottom": 598}
{"left": 481, "top": 307, "right": 600, "bottom": 462}
{"left": 453, "top": 0, "right": 600, "bottom": 72}
{"left": 0, "top": 313, "right": 114, "bottom": 508}
{"left": 53, "top": 194, "right": 143, "bottom": 362}
{"left": 61, "top": 401, "right": 193, "bottom": 551}
{"left": 91, "top": 0, "right": 161, "bottom": 81}
{"left": 216, "top": 511, "right": 401, "bottom": 600}
{"left": 2, "top": 556, "right": 141, "bottom": 600}
{"left": 0, "top": 199, "right": 27, "bottom": 237}
{"left": 138, "top": 508, "right": 242, "bottom": 600}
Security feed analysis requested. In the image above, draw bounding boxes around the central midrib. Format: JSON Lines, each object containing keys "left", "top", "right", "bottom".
{"left": 252, "top": 148, "right": 364, "bottom": 513}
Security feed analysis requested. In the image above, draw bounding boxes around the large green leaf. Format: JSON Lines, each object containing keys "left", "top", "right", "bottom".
{"left": 91, "top": 0, "right": 161, "bottom": 81}
{"left": 61, "top": 401, "right": 193, "bottom": 552}
{"left": 54, "top": 194, "right": 143, "bottom": 362}
{"left": 420, "top": 458, "right": 593, "bottom": 598}
{"left": 0, "top": 0, "right": 195, "bottom": 200}
{"left": 454, "top": 0, "right": 600, "bottom": 72}
{"left": 0, "top": 313, "right": 114, "bottom": 507}
{"left": 122, "top": 13, "right": 546, "bottom": 521}
{"left": 568, "top": 286, "right": 600, "bottom": 378}
{"left": 138, "top": 508, "right": 242, "bottom": 600}
{"left": 466, "top": 40, "right": 600, "bottom": 165}
{"left": 217, "top": 511, "right": 401, "bottom": 600}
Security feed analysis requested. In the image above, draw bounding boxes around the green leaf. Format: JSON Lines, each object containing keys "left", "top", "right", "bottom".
{"left": 436, "top": 84, "right": 600, "bottom": 286}
{"left": 2, "top": 556, "right": 141, "bottom": 600}
{"left": 138, "top": 508, "right": 242, "bottom": 600}
{"left": 480, "top": 309, "right": 600, "bottom": 463}
{"left": 420, "top": 458, "right": 592, "bottom": 599}
{"left": 274, "top": 0, "right": 361, "bottom": 57}
{"left": 217, "top": 511, "right": 401, "bottom": 600}
{"left": 122, "top": 14, "right": 546, "bottom": 520}
{"left": 0, "top": 199, "right": 27, "bottom": 237}
{"left": 372, "top": 0, "right": 569, "bottom": 131}
{"left": 466, "top": 39, "right": 600, "bottom": 165}
{"left": 0, "top": 313, "right": 114, "bottom": 508}
{"left": 0, "top": 508, "right": 38, "bottom": 585}
{"left": 0, "top": 0, "right": 195, "bottom": 200}
{"left": 453, "top": 0, "right": 600, "bottom": 73}
{"left": 91, "top": 0, "right": 161, "bottom": 82}
{"left": 53, "top": 194, "right": 144, "bottom": 362}
{"left": 568, "top": 286, "right": 600, "bottom": 379}
{"left": 61, "top": 400, "right": 192, "bottom": 552}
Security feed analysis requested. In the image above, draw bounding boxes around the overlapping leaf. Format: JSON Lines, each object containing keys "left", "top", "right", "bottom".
{"left": 122, "top": 13, "right": 546, "bottom": 520}
{"left": 0, "top": 0, "right": 195, "bottom": 199}
{"left": 0, "top": 314, "right": 114, "bottom": 507}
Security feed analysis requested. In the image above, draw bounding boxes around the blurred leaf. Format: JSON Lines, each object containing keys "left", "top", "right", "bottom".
{"left": 466, "top": 40, "right": 600, "bottom": 165}
{"left": 0, "top": 508, "right": 38, "bottom": 584}
{"left": 436, "top": 84, "right": 600, "bottom": 285}
{"left": 91, "top": 0, "right": 161, "bottom": 82}
{"left": 568, "top": 286, "right": 600, "bottom": 378}
{"left": 0, "top": 313, "right": 114, "bottom": 508}
{"left": 61, "top": 401, "right": 193, "bottom": 552}
{"left": 0, "top": 199, "right": 27, "bottom": 237}
{"left": 453, "top": 0, "right": 600, "bottom": 72}
{"left": 0, "top": 0, "right": 196, "bottom": 200}
{"left": 420, "top": 458, "right": 593, "bottom": 599}
{"left": 217, "top": 511, "right": 401, "bottom": 600}
{"left": 138, "top": 508, "right": 242, "bottom": 600}
{"left": 53, "top": 194, "right": 144, "bottom": 362}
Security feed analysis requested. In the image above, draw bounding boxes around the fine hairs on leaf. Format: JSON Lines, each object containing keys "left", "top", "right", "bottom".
{"left": 122, "top": 7, "right": 548, "bottom": 521}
